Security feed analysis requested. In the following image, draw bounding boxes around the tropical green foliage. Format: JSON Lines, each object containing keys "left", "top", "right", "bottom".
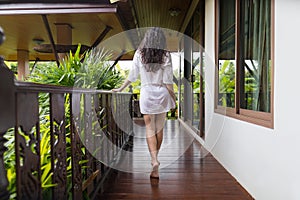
{"left": 4, "top": 128, "right": 16, "bottom": 199}
{"left": 28, "top": 49, "right": 81, "bottom": 87}
{"left": 29, "top": 45, "right": 123, "bottom": 89}
{"left": 219, "top": 60, "right": 235, "bottom": 94}
{"left": 218, "top": 60, "right": 262, "bottom": 108}
{"left": 218, "top": 60, "right": 235, "bottom": 107}
{"left": 75, "top": 48, "right": 123, "bottom": 89}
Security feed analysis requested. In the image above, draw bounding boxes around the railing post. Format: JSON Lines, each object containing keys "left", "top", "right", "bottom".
{"left": 0, "top": 27, "right": 14, "bottom": 200}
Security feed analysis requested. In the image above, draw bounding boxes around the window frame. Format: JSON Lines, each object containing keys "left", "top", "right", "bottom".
{"left": 214, "top": 0, "right": 274, "bottom": 128}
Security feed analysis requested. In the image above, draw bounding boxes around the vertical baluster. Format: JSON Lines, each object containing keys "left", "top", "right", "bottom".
{"left": 107, "top": 93, "right": 115, "bottom": 159}
{"left": 116, "top": 94, "right": 120, "bottom": 148}
{"left": 126, "top": 94, "right": 131, "bottom": 145}
{"left": 50, "top": 93, "right": 67, "bottom": 199}
{"left": 119, "top": 94, "right": 123, "bottom": 146}
{"left": 83, "top": 94, "right": 94, "bottom": 196}
{"left": 0, "top": 56, "right": 15, "bottom": 200}
{"left": 132, "top": 94, "right": 136, "bottom": 118}
{"left": 15, "top": 92, "right": 41, "bottom": 200}
{"left": 92, "top": 93, "right": 102, "bottom": 194}
{"left": 93, "top": 94, "right": 103, "bottom": 183}
{"left": 118, "top": 94, "right": 121, "bottom": 147}
{"left": 70, "top": 93, "right": 82, "bottom": 200}
{"left": 103, "top": 94, "right": 109, "bottom": 167}
{"left": 124, "top": 94, "right": 129, "bottom": 145}
{"left": 113, "top": 94, "right": 118, "bottom": 152}
{"left": 125, "top": 94, "right": 131, "bottom": 145}
{"left": 0, "top": 131, "right": 10, "bottom": 200}
{"left": 110, "top": 93, "right": 116, "bottom": 149}
{"left": 100, "top": 93, "right": 106, "bottom": 176}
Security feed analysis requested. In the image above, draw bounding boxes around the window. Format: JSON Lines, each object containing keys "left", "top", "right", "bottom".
{"left": 215, "top": 0, "right": 274, "bottom": 128}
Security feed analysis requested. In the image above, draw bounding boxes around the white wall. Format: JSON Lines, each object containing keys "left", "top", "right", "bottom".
{"left": 204, "top": 0, "right": 300, "bottom": 199}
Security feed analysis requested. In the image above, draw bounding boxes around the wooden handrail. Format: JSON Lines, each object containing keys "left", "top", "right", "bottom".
{"left": 15, "top": 81, "right": 131, "bottom": 95}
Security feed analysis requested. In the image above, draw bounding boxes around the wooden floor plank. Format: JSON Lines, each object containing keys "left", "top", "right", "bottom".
{"left": 97, "top": 120, "right": 253, "bottom": 200}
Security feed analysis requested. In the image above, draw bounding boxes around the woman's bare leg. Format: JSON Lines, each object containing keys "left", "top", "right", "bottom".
{"left": 155, "top": 113, "right": 166, "bottom": 152}
{"left": 144, "top": 113, "right": 166, "bottom": 178}
{"left": 144, "top": 114, "right": 158, "bottom": 164}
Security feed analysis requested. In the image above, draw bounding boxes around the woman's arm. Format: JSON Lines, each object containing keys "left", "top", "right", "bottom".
{"left": 111, "top": 79, "right": 132, "bottom": 92}
{"left": 165, "top": 84, "right": 176, "bottom": 103}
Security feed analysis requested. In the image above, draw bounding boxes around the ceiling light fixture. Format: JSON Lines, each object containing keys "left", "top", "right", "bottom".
{"left": 0, "top": 26, "right": 5, "bottom": 45}
{"left": 32, "top": 37, "right": 45, "bottom": 45}
{"left": 110, "top": 0, "right": 127, "bottom": 3}
{"left": 169, "top": 8, "right": 181, "bottom": 17}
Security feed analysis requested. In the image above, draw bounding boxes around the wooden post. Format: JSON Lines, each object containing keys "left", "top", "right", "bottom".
{"left": 0, "top": 27, "right": 14, "bottom": 200}
{"left": 56, "top": 23, "right": 72, "bottom": 60}
{"left": 17, "top": 49, "right": 29, "bottom": 80}
{"left": 0, "top": 55, "right": 15, "bottom": 200}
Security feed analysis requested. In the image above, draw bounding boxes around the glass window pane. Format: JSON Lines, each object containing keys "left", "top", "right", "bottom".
{"left": 241, "top": 0, "right": 271, "bottom": 112}
{"left": 218, "top": 0, "right": 236, "bottom": 108}
{"left": 192, "top": 48, "right": 201, "bottom": 130}
{"left": 179, "top": 49, "right": 184, "bottom": 118}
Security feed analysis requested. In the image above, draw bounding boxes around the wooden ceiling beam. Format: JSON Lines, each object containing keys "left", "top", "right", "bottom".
{"left": 91, "top": 25, "right": 112, "bottom": 48}
{"left": 109, "top": 49, "right": 125, "bottom": 70}
{"left": 42, "top": 15, "right": 60, "bottom": 67}
{"left": 179, "top": 0, "right": 200, "bottom": 33}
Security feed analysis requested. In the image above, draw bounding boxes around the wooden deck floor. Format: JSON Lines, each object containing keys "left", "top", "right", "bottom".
{"left": 98, "top": 120, "right": 253, "bottom": 200}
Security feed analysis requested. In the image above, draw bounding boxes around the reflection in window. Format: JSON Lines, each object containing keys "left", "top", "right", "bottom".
{"left": 193, "top": 50, "right": 201, "bottom": 130}
{"left": 179, "top": 50, "right": 184, "bottom": 119}
{"left": 218, "top": 60, "right": 235, "bottom": 107}
{"left": 241, "top": 0, "right": 271, "bottom": 112}
{"left": 217, "top": 0, "right": 236, "bottom": 108}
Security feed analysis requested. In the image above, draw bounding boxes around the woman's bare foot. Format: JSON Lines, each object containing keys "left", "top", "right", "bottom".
{"left": 150, "top": 161, "right": 160, "bottom": 179}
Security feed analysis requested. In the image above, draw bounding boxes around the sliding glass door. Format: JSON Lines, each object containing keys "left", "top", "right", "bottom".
{"left": 178, "top": 1, "right": 205, "bottom": 138}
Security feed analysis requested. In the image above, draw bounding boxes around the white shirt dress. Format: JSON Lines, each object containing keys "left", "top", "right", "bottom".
{"left": 127, "top": 51, "right": 175, "bottom": 115}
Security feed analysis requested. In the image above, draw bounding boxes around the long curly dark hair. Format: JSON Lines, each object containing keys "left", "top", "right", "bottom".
{"left": 139, "top": 27, "right": 167, "bottom": 72}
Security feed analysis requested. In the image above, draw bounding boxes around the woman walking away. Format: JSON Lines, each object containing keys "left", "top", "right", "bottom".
{"left": 112, "top": 27, "right": 176, "bottom": 179}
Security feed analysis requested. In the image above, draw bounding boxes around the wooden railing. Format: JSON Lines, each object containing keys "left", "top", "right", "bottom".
{"left": 0, "top": 57, "right": 133, "bottom": 200}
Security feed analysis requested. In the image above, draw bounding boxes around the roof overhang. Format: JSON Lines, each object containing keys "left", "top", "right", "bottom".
{"left": 0, "top": 3, "right": 117, "bottom": 15}
{"left": 0, "top": 0, "right": 202, "bottom": 61}
{"left": 0, "top": 2, "right": 133, "bottom": 61}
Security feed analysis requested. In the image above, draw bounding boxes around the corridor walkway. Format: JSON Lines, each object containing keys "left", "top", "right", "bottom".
{"left": 98, "top": 120, "right": 253, "bottom": 199}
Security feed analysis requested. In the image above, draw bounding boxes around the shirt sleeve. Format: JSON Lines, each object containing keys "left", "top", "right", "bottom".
{"left": 162, "top": 52, "right": 173, "bottom": 84}
{"left": 127, "top": 52, "right": 140, "bottom": 82}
